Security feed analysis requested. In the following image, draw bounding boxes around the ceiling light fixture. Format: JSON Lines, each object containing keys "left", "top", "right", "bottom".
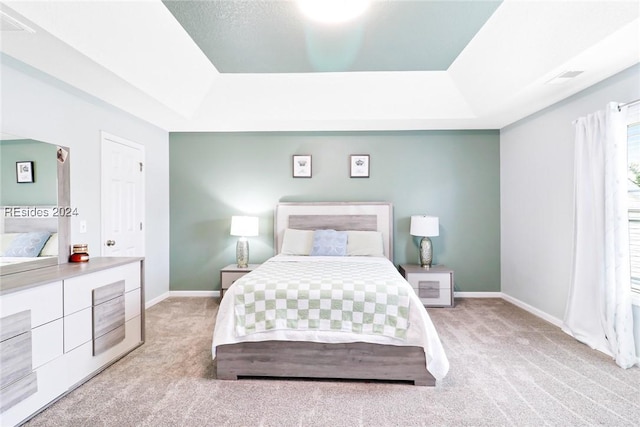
{"left": 297, "top": 0, "right": 371, "bottom": 24}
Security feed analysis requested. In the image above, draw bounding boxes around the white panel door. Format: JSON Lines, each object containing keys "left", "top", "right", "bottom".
{"left": 101, "top": 132, "right": 145, "bottom": 257}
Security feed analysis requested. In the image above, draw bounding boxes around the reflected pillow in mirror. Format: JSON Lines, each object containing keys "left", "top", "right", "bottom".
{"left": 4, "top": 231, "right": 52, "bottom": 257}
{"left": 0, "top": 233, "right": 19, "bottom": 256}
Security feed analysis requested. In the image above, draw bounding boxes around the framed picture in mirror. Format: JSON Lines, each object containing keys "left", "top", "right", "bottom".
{"left": 16, "top": 161, "right": 34, "bottom": 183}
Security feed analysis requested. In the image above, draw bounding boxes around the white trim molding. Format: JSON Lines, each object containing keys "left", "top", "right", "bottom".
{"left": 145, "top": 290, "right": 220, "bottom": 309}
{"left": 145, "top": 292, "right": 170, "bottom": 309}
{"left": 454, "top": 292, "right": 502, "bottom": 298}
{"left": 500, "top": 293, "right": 564, "bottom": 328}
{"left": 169, "top": 290, "right": 220, "bottom": 298}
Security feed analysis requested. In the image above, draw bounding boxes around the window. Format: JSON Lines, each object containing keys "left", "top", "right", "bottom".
{"left": 626, "top": 104, "right": 640, "bottom": 292}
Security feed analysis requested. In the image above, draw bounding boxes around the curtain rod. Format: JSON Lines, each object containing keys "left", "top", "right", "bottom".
{"left": 618, "top": 98, "right": 640, "bottom": 111}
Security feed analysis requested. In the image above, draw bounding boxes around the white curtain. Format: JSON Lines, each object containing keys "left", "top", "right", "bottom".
{"left": 563, "top": 102, "right": 638, "bottom": 369}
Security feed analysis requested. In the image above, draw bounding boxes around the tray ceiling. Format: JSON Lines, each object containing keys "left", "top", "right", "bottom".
{"left": 0, "top": 0, "right": 638, "bottom": 132}
{"left": 162, "top": 0, "right": 502, "bottom": 73}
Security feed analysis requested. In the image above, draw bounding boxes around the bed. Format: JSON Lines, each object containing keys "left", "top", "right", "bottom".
{"left": 212, "top": 202, "right": 449, "bottom": 386}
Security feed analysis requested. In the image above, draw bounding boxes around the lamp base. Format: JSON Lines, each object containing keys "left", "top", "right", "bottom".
{"left": 419, "top": 236, "right": 433, "bottom": 269}
{"left": 236, "top": 238, "right": 249, "bottom": 268}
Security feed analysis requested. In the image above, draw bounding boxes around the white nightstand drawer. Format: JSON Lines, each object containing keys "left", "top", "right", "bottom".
{"left": 221, "top": 271, "right": 247, "bottom": 290}
{"left": 406, "top": 273, "right": 452, "bottom": 306}
{"left": 399, "top": 265, "right": 454, "bottom": 308}
{"left": 220, "top": 264, "right": 259, "bottom": 296}
{"left": 405, "top": 272, "right": 451, "bottom": 292}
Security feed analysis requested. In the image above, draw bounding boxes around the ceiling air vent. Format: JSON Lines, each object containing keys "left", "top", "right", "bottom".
{"left": 0, "top": 11, "right": 35, "bottom": 33}
{"left": 546, "top": 70, "right": 584, "bottom": 85}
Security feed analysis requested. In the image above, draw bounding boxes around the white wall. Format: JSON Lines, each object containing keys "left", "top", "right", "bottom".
{"left": 501, "top": 64, "right": 640, "bottom": 346}
{"left": 0, "top": 55, "right": 170, "bottom": 303}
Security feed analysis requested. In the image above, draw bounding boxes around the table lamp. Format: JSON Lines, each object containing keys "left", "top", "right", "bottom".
{"left": 410, "top": 215, "right": 439, "bottom": 269}
{"left": 230, "top": 216, "right": 259, "bottom": 268}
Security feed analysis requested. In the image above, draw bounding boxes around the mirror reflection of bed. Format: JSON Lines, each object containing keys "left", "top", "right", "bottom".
{"left": 1, "top": 207, "right": 59, "bottom": 274}
{"left": 0, "top": 132, "right": 70, "bottom": 276}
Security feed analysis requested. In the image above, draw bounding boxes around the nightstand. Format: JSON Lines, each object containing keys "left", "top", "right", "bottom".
{"left": 220, "top": 264, "right": 259, "bottom": 297}
{"left": 398, "top": 264, "right": 454, "bottom": 307}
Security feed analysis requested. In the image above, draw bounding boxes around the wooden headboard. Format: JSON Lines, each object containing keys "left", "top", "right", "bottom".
{"left": 2, "top": 206, "right": 58, "bottom": 234}
{"left": 274, "top": 202, "right": 394, "bottom": 261}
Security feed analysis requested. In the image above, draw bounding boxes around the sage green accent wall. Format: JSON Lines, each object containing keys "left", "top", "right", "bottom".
{"left": 0, "top": 139, "right": 57, "bottom": 205}
{"left": 169, "top": 131, "right": 500, "bottom": 292}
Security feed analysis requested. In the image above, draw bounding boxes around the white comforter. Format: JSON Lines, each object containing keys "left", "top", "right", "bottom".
{"left": 212, "top": 255, "right": 450, "bottom": 380}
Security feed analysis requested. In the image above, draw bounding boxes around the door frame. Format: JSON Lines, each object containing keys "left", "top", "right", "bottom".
{"left": 100, "top": 130, "right": 146, "bottom": 256}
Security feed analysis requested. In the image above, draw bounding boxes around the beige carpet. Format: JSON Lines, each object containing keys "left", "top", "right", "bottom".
{"left": 26, "top": 298, "right": 640, "bottom": 426}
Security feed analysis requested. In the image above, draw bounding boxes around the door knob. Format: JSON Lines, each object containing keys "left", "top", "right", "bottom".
{"left": 106, "top": 239, "right": 116, "bottom": 247}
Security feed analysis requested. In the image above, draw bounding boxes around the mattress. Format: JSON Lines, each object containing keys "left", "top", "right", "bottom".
{"left": 212, "top": 255, "right": 449, "bottom": 380}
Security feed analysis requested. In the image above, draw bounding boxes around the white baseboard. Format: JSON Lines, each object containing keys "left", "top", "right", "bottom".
{"left": 169, "top": 290, "right": 220, "bottom": 298}
{"left": 145, "top": 292, "right": 170, "bottom": 309}
{"left": 145, "top": 291, "right": 220, "bottom": 309}
{"left": 500, "top": 293, "right": 564, "bottom": 328}
{"left": 454, "top": 292, "right": 502, "bottom": 298}
{"left": 453, "top": 292, "right": 563, "bottom": 328}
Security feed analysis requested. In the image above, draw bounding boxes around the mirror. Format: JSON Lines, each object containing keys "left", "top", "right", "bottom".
{"left": 0, "top": 132, "right": 70, "bottom": 275}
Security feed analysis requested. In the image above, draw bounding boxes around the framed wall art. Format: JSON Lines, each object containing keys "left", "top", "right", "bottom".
{"left": 292, "top": 155, "right": 312, "bottom": 178}
{"left": 349, "top": 154, "right": 369, "bottom": 178}
{"left": 16, "top": 161, "right": 34, "bottom": 183}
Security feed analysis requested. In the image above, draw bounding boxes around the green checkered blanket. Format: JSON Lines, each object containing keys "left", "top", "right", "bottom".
{"left": 233, "top": 258, "right": 410, "bottom": 340}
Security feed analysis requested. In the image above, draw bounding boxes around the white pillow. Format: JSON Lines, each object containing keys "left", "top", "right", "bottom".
{"left": 346, "top": 230, "right": 385, "bottom": 257}
{"left": 39, "top": 232, "right": 58, "bottom": 257}
{"left": 280, "top": 229, "right": 314, "bottom": 255}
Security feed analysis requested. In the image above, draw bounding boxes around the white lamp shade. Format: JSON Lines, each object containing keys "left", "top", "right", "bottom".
{"left": 410, "top": 215, "right": 439, "bottom": 237}
{"left": 230, "top": 216, "right": 259, "bottom": 237}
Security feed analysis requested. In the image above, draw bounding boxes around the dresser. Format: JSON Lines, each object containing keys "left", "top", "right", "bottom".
{"left": 0, "top": 257, "right": 144, "bottom": 427}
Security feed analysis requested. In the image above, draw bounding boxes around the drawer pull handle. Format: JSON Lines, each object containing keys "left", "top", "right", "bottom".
{"left": 106, "top": 240, "right": 116, "bottom": 247}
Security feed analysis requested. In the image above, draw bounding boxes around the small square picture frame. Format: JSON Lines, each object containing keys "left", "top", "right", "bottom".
{"left": 16, "top": 161, "right": 34, "bottom": 183}
{"left": 349, "top": 154, "right": 369, "bottom": 178}
{"left": 292, "top": 155, "right": 312, "bottom": 178}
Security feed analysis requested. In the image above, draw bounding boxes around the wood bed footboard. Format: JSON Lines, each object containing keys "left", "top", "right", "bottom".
{"left": 216, "top": 341, "right": 436, "bottom": 386}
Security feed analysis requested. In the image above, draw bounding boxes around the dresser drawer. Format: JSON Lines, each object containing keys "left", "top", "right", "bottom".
{"left": 31, "top": 319, "right": 63, "bottom": 370}
{"left": 0, "top": 282, "right": 62, "bottom": 328}
{"left": 0, "top": 354, "right": 67, "bottom": 426}
{"left": 64, "top": 289, "right": 141, "bottom": 353}
{"left": 65, "top": 315, "right": 142, "bottom": 387}
{"left": 64, "top": 262, "right": 140, "bottom": 315}
{"left": 0, "top": 318, "right": 63, "bottom": 392}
